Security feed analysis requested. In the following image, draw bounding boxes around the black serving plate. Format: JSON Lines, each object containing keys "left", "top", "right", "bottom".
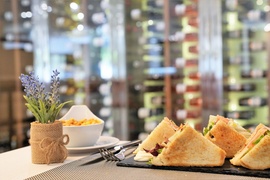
{"left": 117, "top": 156, "right": 270, "bottom": 178}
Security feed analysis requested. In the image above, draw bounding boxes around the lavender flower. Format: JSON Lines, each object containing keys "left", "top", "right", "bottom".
{"left": 50, "top": 70, "right": 61, "bottom": 105}
{"left": 19, "top": 70, "right": 72, "bottom": 124}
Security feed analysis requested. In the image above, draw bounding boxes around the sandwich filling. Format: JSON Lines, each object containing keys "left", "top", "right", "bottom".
{"left": 237, "top": 125, "right": 270, "bottom": 159}
{"left": 203, "top": 115, "right": 250, "bottom": 138}
{"left": 134, "top": 124, "right": 185, "bottom": 162}
{"left": 134, "top": 143, "right": 165, "bottom": 162}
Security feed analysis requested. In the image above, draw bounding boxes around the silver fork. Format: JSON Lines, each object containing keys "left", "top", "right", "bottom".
{"left": 99, "top": 140, "right": 141, "bottom": 161}
{"left": 99, "top": 148, "right": 122, "bottom": 161}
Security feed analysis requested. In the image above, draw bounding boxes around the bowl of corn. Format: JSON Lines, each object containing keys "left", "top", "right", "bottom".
{"left": 60, "top": 105, "right": 104, "bottom": 147}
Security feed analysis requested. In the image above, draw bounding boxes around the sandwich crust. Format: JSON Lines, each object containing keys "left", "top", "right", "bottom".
{"left": 151, "top": 124, "right": 226, "bottom": 167}
{"left": 205, "top": 120, "right": 247, "bottom": 158}
{"left": 240, "top": 135, "right": 270, "bottom": 170}
{"left": 133, "top": 117, "right": 178, "bottom": 154}
{"left": 230, "top": 123, "right": 265, "bottom": 166}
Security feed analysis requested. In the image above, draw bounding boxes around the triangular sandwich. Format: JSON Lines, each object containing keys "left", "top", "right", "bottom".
{"left": 230, "top": 123, "right": 270, "bottom": 170}
{"left": 203, "top": 115, "right": 251, "bottom": 158}
{"left": 133, "top": 117, "right": 178, "bottom": 154}
{"left": 150, "top": 123, "right": 226, "bottom": 167}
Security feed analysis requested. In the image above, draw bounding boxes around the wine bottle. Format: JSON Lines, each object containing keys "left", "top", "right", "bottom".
{"left": 170, "top": 22, "right": 186, "bottom": 35}
{"left": 136, "top": 49, "right": 164, "bottom": 57}
{"left": 223, "top": 110, "right": 255, "bottom": 120}
{"left": 150, "top": 95, "right": 186, "bottom": 106}
{"left": 186, "top": 71, "right": 200, "bottom": 80}
{"left": 88, "top": 78, "right": 106, "bottom": 93}
{"left": 223, "top": 55, "right": 249, "bottom": 65}
{"left": 89, "top": 96, "right": 112, "bottom": 107}
{"left": 185, "top": 16, "right": 199, "bottom": 28}
{"left": 145, "top": 47, "right": 164, "bottom": 56}
{"left": 138, "top": 107, "right": 164, "bottom": 119}
{"left": 146, "top": 21, "right": 166, "bottom": 32}
{"left": 99, "top": 107, "right": 112, "bottom": 117}
{"left": 98, "top": 83, "right": 111, "bottom": 95}
{"left": 245, "top": 41, "right": 266, "bottom": 52}
{"left": 172, "top": 31, "right": 198, "bottom": 42}
{"left": 130, "top": 8, "right": 163, "bottom": 21}
{"left": 144, "top": 121, "right": 158, "bottom": 132}
{"left": 143, "top": 85, "right": 165, "bottom": 92}
{"left": 103, "top": 96, "right": 113, "bottom": 106}
{"left": 132, "top": 60, "right": 163, "bottom": 69}
{"left": 146, "top": 21, "right": 183, "bottom": 34}
{"left": 188, "top": 44, "right": 199, "bottom": 54}
{"left": 174, "top": 58, "right": 198, "bottom": 68}
{"left": 174, "top": 98, "right": 186, "bottom": 107}
{"left": 150, "top": 95, "right": 165, "bottom": 106}
{"left": 224, "top": 83, "right": 256, "bottom": 92}
{"left": 239, "top": 9, "right": 267, "bottom": 22}
{"left": 189, "top": 97, "right": 202, "bottom": 107}
{"left": 145, "top": 36, "right": 164, "bottom": 44}
{"left": 174, "top": 4, "right": 198, "bottom": 17}
{"left": 223, "top": 30, "right": 242, "bottom": 39}
{"left": 223, "top": 29, "right": 257, "bottom": 39}
{"left": 241, "top": 69, "right": 267, "bottom": 78}
{"left": 239, "top": 96, "right": 267, "bottom": 107}
{"left": 175, "top": 109, "right": 201, "bottom": 120}
{"left": 145, "top": 73, "right": 182, "bottom": 81}
{"left": 175, "top": 58, "right": 198, "bottom": 68}
{"left": 173, "top": 83, "right": 200, "bottom": 94}
{"left": 145, "top": 0, "right": 164, "bottom": 8}
{"left": 129, "top": 84, "right": 165, "bottom": 93}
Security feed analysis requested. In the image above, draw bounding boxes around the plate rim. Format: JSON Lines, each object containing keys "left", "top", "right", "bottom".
{"left": 66, "top": 136, "right": 119, "bottom": 151}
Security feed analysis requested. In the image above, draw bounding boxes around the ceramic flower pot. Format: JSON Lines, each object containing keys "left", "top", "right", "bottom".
{"left": 29, "top": 120, "right": 69, "bottom": 164}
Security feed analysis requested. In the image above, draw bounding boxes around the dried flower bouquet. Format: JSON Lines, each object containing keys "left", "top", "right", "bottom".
{"left": 20, "top": 70, "right": 72, "bottom": 123}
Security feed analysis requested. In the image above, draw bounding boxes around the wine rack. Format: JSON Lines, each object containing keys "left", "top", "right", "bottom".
{"left": 126, "top": 0, "right": 202, "bottom": 138}
{"left": 221, "top": 0, "right": 269, "bottom": 128}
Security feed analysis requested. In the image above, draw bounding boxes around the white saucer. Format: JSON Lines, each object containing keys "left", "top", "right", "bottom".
{"left": 67, "top": 136, "right": 119, "bottom": 154}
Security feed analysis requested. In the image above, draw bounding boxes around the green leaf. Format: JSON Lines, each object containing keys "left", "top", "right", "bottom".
{"left": 25, "top": 103, "right": 41, "bottom": 122}
{"left": 23, "top": 95, "right": 72, "bottom": 123}
{"left": 54, "top": 101, "right": 73, "bottom": 119}
{"left": 47, "top": 103, "right": 56, "bottom": 123}
{"left": 39, "top": 100, "right": 47, "bottom": 123}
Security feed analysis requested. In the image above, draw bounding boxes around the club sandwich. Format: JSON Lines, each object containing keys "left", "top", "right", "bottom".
{"left": 133, "top": 117, "right": 178, "bottom": 154}
{"left": 230, "top": 123, "right": 270, "bottom": 170}
{"left": 150, "top": 123, "right": 226, "bottom": 167}
{"left": 203, "top": 115, "right": 251, "bottom": 158}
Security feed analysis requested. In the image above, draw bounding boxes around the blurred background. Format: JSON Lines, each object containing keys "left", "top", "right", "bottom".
{"left": 0, "top": 0, "right": 269, "bottom": 153}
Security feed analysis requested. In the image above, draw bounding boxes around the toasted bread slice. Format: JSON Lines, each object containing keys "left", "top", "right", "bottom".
{"left": 133, "top": 117, "right": 178, "bottom": 154}
{"left": 230, "top": 123, "right": 270, "bottom": 170}
{"left": 240, "top": 135, "right": 270, "bottom": 170}
{"left": 230, "top": 123, "right": 265, "bottom": 166}
{"left": 204, "top": 115, "right": 250, "bottom": 158}
{"left": 151, "top": 124, "right": 226, "bottom": 167}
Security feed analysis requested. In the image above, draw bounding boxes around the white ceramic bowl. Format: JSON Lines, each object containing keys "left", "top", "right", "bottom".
{"left": 60, "top": 105, "right": 104, "bottom": 147}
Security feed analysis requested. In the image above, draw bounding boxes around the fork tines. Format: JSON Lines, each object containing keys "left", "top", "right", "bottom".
{"left": 99, "top": 148, "right": 120, "bottom": 161}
